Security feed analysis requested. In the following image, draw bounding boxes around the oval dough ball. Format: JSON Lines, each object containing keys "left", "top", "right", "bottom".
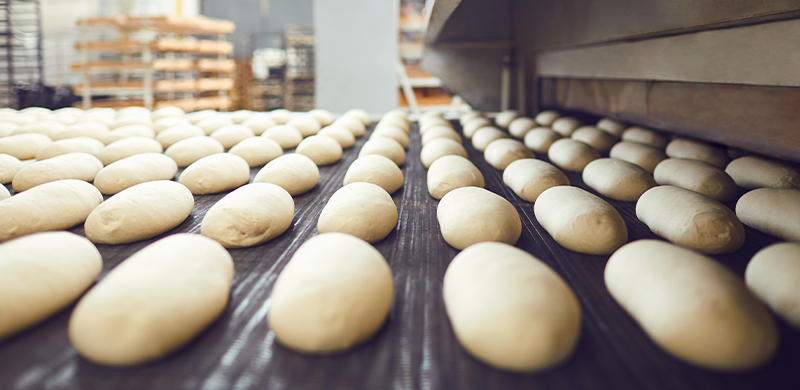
{"left": 308, "top": 109, "right": 334, "bottom": 127}
{"left": 110, "top": 115, "right": 151, "bottom": 130}
{"left": 726, "top": 156, "right": 800, "bottom": 190}
{"left": 96, "top": 137, "right": 162, "bottom": 166}
{"left": 268, "top": 233, "right": 392, "bottom": 353}
{"left": 609, "top": 141, "right": 667, "bottom": 174}
{"left": 745, "top": 242, "right": 800, "bottom": 328}
{"left": 253, "top": 154, "right": 319, "bottom": 196}
{"left": 508, "top": 117, "right": 536, "bottom": 139}
{"left": 427, "top": 155, "right": 484, "bottom": 199}
{"left": 85, "top": 181, "right": 194, "bottom": 244}
{"left": 151, "top": 106, "right": 185, "bottom": 121}
{"left": 185, "top": 110, "right": 217, "bottom": 124}
{"left": 421, "top": 126, "right": 461, "bottom": 146}
{"left": 372, "top": 125, "right": 409, "bottom": 148}
{"left": 605, "top": 240, "right": 778, "bottom": 371}
{"left": 155, "top": 124, "right": 204, "bottom": 148}
{"left": 534, "top": 110, "right": 560, "bottom": 126}
{"left": 262, "top": 125, "right": 303, "bottom": 149}
{"left": 69, "top": 234, "right": 233, "bottom": 366}
{"left": 179, "top": 153, "right": 250, "bottom": 195}
{"left": 551, "top": 117, "right": 582, "bottom": 137}
{"left": 359, "top": 138, "right": 405, "bottom": 165}
{"left": 296, "top": 135, "right": 343, "bottom": 166}
{"left": 0, "top": 153, "right": 22, "bottom": 184}
{"left": 201, "top": 183, "right": 294, "bottom": 247}
{"left": 0, "top": 232, "right": 102, "bottom": 341}
{"left": 241, "top": 116, "right": 277, "bottom": 135}
{"left": 637, "top": 185, "right": 745, "bottom": 254}
{"left": 548, "top": 138, "right": 600, "bottom": 172}
{"left": 484, "top": 138, "right": 534, "bottom": 170}
{"left": 268, "top": 109, "right": 293, "bottom": 125}
{"left": 164, "top": 136, "right": 225, "bottom": 167}
{"left": 210, "top": 124, "right": 255, "bottom": 149}
{"left": 462, "top": 118, "right": 491, "bottom": 138}
{"left": 286, "top": 116, "right": 321, "bottom": 137}
{"left": 230, "top": 109, "right": 255, "bottom": 124}
{"left": 334, "top": 115, "right": 366, "bottom": 137}
{"left": 571, "top": 126, "right": 617, "bottom": 153}
{"left": 583, "top": 158, "right": 656, "bottom": 202}
{"left": 318, "top": 182, "right": 398, "bottom": 243}
{"left": 472, "top": 127, "right": 510, "bottom": 152}
{"left": 343, "top": 108, "right": 371, "bottom": 126}
{"left": 459, "top": 111, "right": 483, "bottom": 126}
{"left": 0, "top": 133, "right": 52, "bottom": 160}
{"left": 103, "top": 125, "right": 154, "bottom": 145}
{"left": 14, "top": 120, "right": 66, "bottom": 138}
{"left": 437, "top": 187, "right": 521, "bottom": 250}
{"left": 0, "top": 185, "right": 8, "bottom": 200}
{"left": 523, "top": 127, "right": 562, "bottom": 153}
{"left": 196, "top": 116, "right": 234, "bottom": 135}
{"left": 654, "top": 158, "right": 737, "bottom": 202}
{"left": 12, "top": 153, "right": 103, "bottom": 192}
{"left": 35, "top": 137, "right": 105, "bottom": 160}
{"left": 420, "top": 138, "right": 467, "bottom": 169}
{"left": 93, "top": 153, "right": 178, "bottom": 195}
{"left": 596, "top": 118, "right": 625, "bottom": 138}
{"left": 443, "top": 242, "right": 581, "bottom": 371}
{"left": 666, "top": 138, "right": 729, "bottom": 168}
{"left": 228, "top": 137, "right": 283, "bottom": 167}
{"left": 736, "top": 188, "right": 800, "bottom": 242}
{"left": 494, "top": 110, "right": 519, "bottom": 129}
{"left": 318, "top": 124, "right": 355, "bottom": 148}
{"left": 0, "top": 122, "right": 20, "bottom": 137}
{"left": 621, "top": 126, "right": 668, "bottom": 149}
{"left": 378, "top": 115, "right": 409, "bottom": 133}
{"left": 419, "top": 116, "right": 450, "bottom": 132}
{"left": 53, "top": 122, "right": 110, "bottom": 141}
{"left": 535, "top": 186, "right": 627, "bottom": 254}
{"left": 343, "top": 155, "right": 404, "bottom": 194}
{"left": 0, "top": 180, "right": 103, "bottom": 241}
{"left": 503, "top": 159, "right": 569, "bottom": 202}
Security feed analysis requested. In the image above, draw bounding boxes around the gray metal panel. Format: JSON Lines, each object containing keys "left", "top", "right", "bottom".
{"left": 421, "top": 44, "right": 507, "bottom": 111}
{"left": 429, "top": 0, "right": 512, "bottom": 43}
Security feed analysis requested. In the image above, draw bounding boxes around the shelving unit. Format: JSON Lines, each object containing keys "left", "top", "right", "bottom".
{"left": 0, "top": 0, "right": 43, "bottom": 108}
{"left": 72, "top": 15, "right": 235, "bottom": 111}
{"left": 283, "top": 25, "right": 313, "bottom": 112}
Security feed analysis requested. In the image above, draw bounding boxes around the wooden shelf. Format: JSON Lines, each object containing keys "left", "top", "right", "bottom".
{"left": 78, "top": 15, "right": 235, "bottom": 34}
{"left": 75, "top": 39, "right": 233, "bottom": 55}
{"left": 197, "top": 59, "right": 236, "bottom": 72}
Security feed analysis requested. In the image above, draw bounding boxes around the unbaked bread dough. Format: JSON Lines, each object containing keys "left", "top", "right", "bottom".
{"left": 605, "top": 239, "right": 778, "bottom": 371}
{"left": 459, "top": 111, "right": 483, "bottom": 126}
{"left": 230, "top": 109, "right": 255, "bottom": 124}
{"left": 420, "top": 138, "right": 467, "bottom": 169}
{"left": 268, "top": 109, "right": 293, "bottom": 125}
{"left": 262, "top": 125, "right": 303, "bottom": 149}
{"left": 654, "top": 158, "right": 736, "bottom": 202}
{"left": 427, "top": 155, "right": 484, "bottom": 199}
{"left": 419, "top": 116, "right": 450, "bottom": 132}
{"left": 548, "top": 138, "right": 600, "bottom": 172}
{"left": 462, "top": 117, "right": 491, "bottom": 138}
{"left": 484, "top": 138, "right": 534, "bottom": 170}
{"left": 35, "top": 137, "right": 105, "bottom": 160}
{"left": 637, "top": 185, "right": 745, "bottom": 254}
{"left": 494, "top": 110, "right": 519, "bottom": 129}
{"left": 596, "top": 118, "right": 625, "bottom": 138}
{"left": 53, "top": 122, "right": 110, "bottom": 141}
{"left": 736, "top": 188, "right": 800, "bottom": 242}
{"left": 523, "top": 127, "right": 562, "bottom": 154}
{"left": 296, "top": 135, "right": 343, "bottom": 166}
{"left": 179, "top": 153, "right": 250, "bottom": 194}
{"left": 308, "top": 109, "right": 334, "bottom": 127}
{"left": 534, "top": 110, "right": 560, "bottom": 126}
{"left": 153, "top": 117, "right": 190, "bottom": 133}
{"left": 0, "top": 232, "right": 101, "bottom": 341}
{"left": 421, "top": 126, "right": 461, "bottom": 146}
{"left": 472, "top": 127, "right": 510, "bottom": 152}
{"left": 242, "top": 116, "right": 277, "bottom": 135}
{"left": 507, "top": 117, "right": 536, "bottom": 139}
{"left": 318, "top": 182, "right": 398, "bottom": 243}
{"left": 96, "top": 137, "right": 163, "bottom": 166}
{"left": 155, "top": 124, "right": 204, "bottom": 148}
{"left": 268, "top": 232, "right": 393, "bottom": 353}
{"left": 666, "top": 138, "right": 729, "bottom": 168}
{"left": 378, "top": 115, "right": 409, "bottom": 133}
{"left": 621, "top": 126, "right": 668, "bottom": 149}
{"left": 93, "top": 153, "right": 178, "bottom": 195}
{"left": 443, "top": 242, "right": 581, "bottom": 371}
{"left": 0, "top": 180, "right": 103, "bottom": 241}
{"left": 334, "top": 116, "right": 366, "bottom": 137}
{"left": 196, "top": 116, "right": 234, "bottom": 135}
{"left": 109, "top": 115, "right": 151, "bottom": 130}
{"left": 745, "top": 242, "right": 800, "bottom": 329}
{"left": 609, "top": 141, "right": 667, "bottom": 174}
{"left": 343, "top": 108, "right": 371, "bottom": 126}
{"left": 0, "top": 184, "right": 8, "bottom": 200}
{"left": 725, "top": 156, "right": 800, "bottom": 190}
{"left": 359, "top": 138, "right": 405, "bottom": 165}
{"left": 437, "top": 187, "right": 521, "bottom": 250}
{"left": 102, "top": 125, "right": 154, "bottom": 145}
{"left": 371, "top": 125, "right": 410, "bottom": 148}
{"left": 184, "top": 109, "right": 217, "bottom": 125}
{"left": 0, "top": 122, "right": 19, "bottom": 137}
{"left": 582, "top": 158, "right": 656, "bottom": 202}
{"left": 253, "top": 153, "right": 319, "bottom": 196}
{"left": 571, "top": 126, "right": 617, "bottom": 153}
{"left": 286, "top": 116, "right": 321, "bottom": 137}
{"left": 13, "top": 120, "right": 65, "bottom": 138}
{"left": 503, "top": 159, "right": 569, "bottom": 202}
{"left": 12, "top": 153, "right": 103, "bottom": 192}
{"left": 151, "top": 106, "right": 185, "bottom": 121}
{"left": 69, "top": 233, "right": 233, "bottom": 366}
{"left": 0, "top": 153, "right": 22, "bottom": 184}
{"left": 343, "top": 155, "right": 404, "bottom": 194}
{"left": 85, "top": 180, "right": 194, "bottom": 244}
{"left": 164, "top": 136, "right": 225, "bottom": 167}
{"left": 318, "top": 125, "right": 355, "bottom": 148}
{"left": 551, "top": 117, "right": 582, "bottom": 137}
{"left": 201, "top": 183, "right": 294, "bottom": 247}
{"left": 0, "top": 133, "right": 52, "bottom": 160}
{"left": 228, "top": 137, "right": 283, "bottom": 167}
{"left": 210, "top": 124, "right": 255, "bottom": 149}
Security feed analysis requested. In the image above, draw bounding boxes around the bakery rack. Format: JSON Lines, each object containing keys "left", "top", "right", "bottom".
{"left": 0, "top": 0, "right": 42, "bottom": 109}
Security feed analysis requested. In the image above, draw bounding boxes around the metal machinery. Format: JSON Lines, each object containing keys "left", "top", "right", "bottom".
{"left": 0, "top": 0, "right": 42, "bottom": 108}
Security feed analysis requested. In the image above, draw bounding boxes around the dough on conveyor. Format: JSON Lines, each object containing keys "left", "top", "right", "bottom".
{"left": 484, "top": 138, "right": 534, "bottom": 170}
{"left": 736, "top": 188, "right": 800, "bottom": 243}
{"left": 605, "top": 240, "right": 778, "bottom": 371}
{"left": 582, "top": 158, "right": 656, "bottom": 202}
{"left": 725, "top": 156, "right": 800, "bottom": 190}
{"left": 443, "top": 242, "right": 581, "bottom": 372}
{"left": 196, "top": 116, "right": 233, "bottom": 135}
{"left": 308, "top": 108, "right": 334, "bottom": 127}
{"left": 253, "top": 153, "right": 319, "bottom": 196}
{"left": 228, "top": 137, "right": 283, "bottom": 167}
{"left": 459, "top": 111, "right": 483, "bottom": 126}
{"left": 13, "top": 120, "right": 65, "bottom": 138}
{"left": 534, "top": 110, "right": 560, "bottom": 126}
{"left": 523, "top": 127, "right": 561, "bottom": 154}
{"left": 317, "top": 182, "right": 398, "bottom": 243}
{"left": 268, "top": 108, "right": 293, "bottom": 125}
{"left": 494, "top": 110, "right": 519, "bottom": 129}
{"left": 155, "top": 125, "right": 204, "bottom": 149}
{"left": 334, "top": 115, "right": 367, "bottom": 137}
{"left": 296, "top": 135, "right": 343, "bottom": 166}
{"left": 318, "top": 125, "right": 356, "bottom": 148}
{"left": 550, "top": 117, "right": 582, "bottom": 137}
{"left": 637, "top": 185, "right": 744, "bottom": 254}
{"left": 0, "top": 232, "right": 101, "bottom": 341}
{"left": 93, "top": 153, "right": 178, "bottom": 195}
{"left": 595, "top": 118, "right": 625, "bottom": 138}
{"left": 343, "top": 155, "right": 404, "bottom": 194}
{"left": 242, "top": 116, "right": 277, "bottom": 135}
{"left": 262, "top": 125, "right": 303, "bottom": 149}
{"left": 427, "top": 155, "right": 484, "bottom": 199}
{"left": 102, "top": 125, "right": 154, "bottom": 145}
{"left": 69, "top": 234, "right": 233, "bottom": 366}
{"left": 35, "top": 137, "right": 105, "bottom": 160}
{"left": 151, "top": 106, "right": 185, "bottom": 121}
{"left": 462, "top": 117, "right": 491, "bottom": 138}
{"left": 437, "top": 186, "right": 521, "bottom": 250}
{"left": 179, "top": 153, "right": 250, "bottom": 195}
{"left": 548, "top": 138, "right": 600, "bottom": 172}
{"left": 745, "top": 242, "right": 800, "bottom": 329}
{"left": 359, "top": 138, "right": 405, "bottom": 165}
{"left": 420, "top": 138, "right": 467, "bottom": 169}
{"left": 503, "top": 158, "right": 569, "bottom": 202}
{"left": 571, "top": 126, "right": 617, "bottom": 153}
{"left": 153, "top": 117, "right": 190, "bottom": 134}
{"left": 508, "top": 117, "right": 536, "bottom": 139}
{"left": 371, "top": 126, "right": 410, "bottom": 148}
{"left": 97, "top": 137, "right": 163, "bottom": 166}
{"left": 343, "top": 108, "right": 371, "bottom": 126}
{"left": 0, "top": 153, "right": 21, "bottom": 184}
{"left": 53, "top": 121, "right": 110, "bottom": 141}
{"left": 653, "top": 158, "right": 737, "bottom": 202}
{"left": 621, "top": 126, "right": 668, "bottom": 150}
{"left": 0, "top": 133, "right": 52, "bottom": 160}
{"left": 164, "top": 136, "right": 225, "bottom": 167}
{"left": 0, "top": 185, "right": 8, "bottom": 200}
{"left": 608, "top": 141, "right": 666, "bottom": 174}
{"left": 85, "top": 180, "right": 194, "bottom": 244}
{"left": 184, "top": 109, "right": 217, "bottom": 125}
{"left": 110, "top": 115, "right": 151, "bottom": 130}
{"left": 12, "top": 152, "right": 103, "bottom": 192}
{"left": 286, "top": 116, "right": 322, "bottom": 137}
{"left": 210, "top": 124, "right": 255, "bottom": 150}
{"left": 665, "top": 137, "right": 729, "bottom": 168}
{"left": 268, "top": 233, "right": 393, "bottom": 354}
{"left": 421, "top": 126, "right": 461, "bottom": 146}
{"left": 472, "top": 127, "right": 510, "bottom": 152}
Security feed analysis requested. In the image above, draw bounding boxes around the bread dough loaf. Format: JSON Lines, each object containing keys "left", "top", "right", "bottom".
{"left": 508, "top": 117, "right": 536, "bottom": 139}
{"left": 153, "top": 117, "right": 190, "bottom": 133}
{"left": 551, "top": 117, "right": 582, "bottom": 137}
{"left": 296, "top": 135, "right": 344, "bottom": 166}
{"left": 359, "top": 138, "right": 405, "bottom": 165}
{"left": 13, "top": 120, "right": 65, "bottom": 138}
{"left": 459, "top": 111, "right": 483, "bottom": 126}
{"left": 286, "top": 116, "right": 321, "bottom": 137}
{"left": 318, "top": 125, "right": 355, "bottom": 148}
{"left": 534, "top": 110, "right": 560, "bottom": 126}
{"left": 437, "top": 186, "right": 521, "bottom": 249}
{"left": 53, "top": 121, "right": 110, "bottom": 141}
{"left": 253, "top": 153, "right": 319, "bottom": 196}
{"left": 85, "top": 181, "right": 194, "bottom": 244}
{"left": 609, "top": 141, "right": 667, "bottom": 174}
{"left": 484, "top": 138, "right": 534, "bottom": 170}
{"left": 179, "top": 153, "right": 250, "bottom": 194}
{"left": 102, "top": 125, "right": 154, "bottom": 145}
{"left": 262, "top": 125, "right": 303, "bottom": 149}
{"left": 726, "top": 156, "right": 800, "bottom": 190}
{"left": 535, "top": 186, "right": 627, "bottom": 254}
{"left": 201, "top": 183, "right": 294, "bottom": 247}
{"left": 0, "top": 180, "right": 103, "bottom": 241}
{"left": 654, "top": 158, "right": 736, "bottom": 202}
{"left": 0, "top": 133, "right": 52, "bottom": 160}
{"left": 637, "top": 185, "right": 744, "bottom": 253}
{"left": 317, "top": 182, "right": 398, "bottom": 243}
{"left": 343, "top": 108, "right": 371, "bottom": 126}
{"left": 12, "top": 152, "right": 103, "bottom": 192}
{"left": 268, "top": 108, "right": 293, "bottom": 125}
{"left": 151, "top": 106, "right": 185, "bottom": 121}
{"left": 268, "top": 233, "right": 392, "bottom": 353}
{"left": 666, "top": 138, "right": 729, "bottom": 168}
{"left": 343, "top": 155, "right": 404, "bottom": 194}
{"left": 372, "top": 126, "right": 410, "bottom": 148}
{"left": 0, "top": 122, "right": 19, "bottom": 137}
{"left": 571, "top": 126, "right": 617, "bottom": 153}
{"left": 419, "top": 117, "right": 450, "bottom": 132}
{"left": 242, "top": 116, "right": 277, "bottom": 135}
{"left": 596, "top": 118, "right": 625, "bottom": 137}
{"left": 427, "top": 155, "right": 484, "bottom": 199}
{"left": 0, "top": 232, "right": 101, "bottom": 341}
{"left": 230, "top": 109, "right": 255, "bottom": 124}
{"left": 164, "top": 136, "right": 225, "bottom": 167}
{"left": 196, "top": 116, "right": 234, "bottom": 135}
{"left": 421, "top": 126, "right": 461, "bottom": 146}
{"left": 443, "top": 242, "right": 581, "bottom": 371}
{"left": 378, "top": 115, "right": 409, "bottom": 133}
{"left": 745, "top": 242, "right": 800, "bottom": 328}
{"left": 523, "top": 127, "right": 562, "bottom": 153}
{"left": 621, "top": 127, "right": 668, "bottom": 150}
{"left": 420, "top": 138, "right": 467, "bottom": 169}
{"left": 502, "top": 159, "right": 569, "bottom": 202}
{"left": 736, "top": 188, "right": 800, "bottom": 242}
{"left": 210, "top": 124, "right": 255, "bottom": 149}
{"left": 185, "top": 109, "right": 216, "bottom": 124}
{"left": 97, "top": 137, "right": 163, "bottom": 166}
{"left": 35, "top": 137, "right": 105, "bottom": 160}
{"left": 462, "top": 117, "right": 491, "bottom": 138}
{"left": 0, "top": 184, "right": 8, "bottom": 200}
{"left": 308, "top": 108, "right": 334, "bottom": 127}
{"left": 548, "top": 139, "right": 600, "bottom": 172}
{"left": 155, "top": 124, "right": 204, "bottom": 148}
{"left": 605, "top": 240, "right": 778, "bottom": 371}
{"left": 583, "top": 158, "right": 656, "bottom": 202}
{"left": 69, "top": 234, "right": 233, "bottom": 366}
{"left": 109, "top": 116, "right": 151, "bottom": 130}
{"left": 93, "top": 153, "right": 178, "bottom": 195}
{"left": 472, "top": 127, "right": 510, "bottom": 152}
{"left": 334, "top": 116, "right": 366, "bottom": 137}
{"left": 0, "top": 153, "right": 21, "bottom": 184}
{"left": 494, "top": 110, "right": 519, "bottom": 129}
{"left": 228, "top": 137, "right": 283, "bottom": 167}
